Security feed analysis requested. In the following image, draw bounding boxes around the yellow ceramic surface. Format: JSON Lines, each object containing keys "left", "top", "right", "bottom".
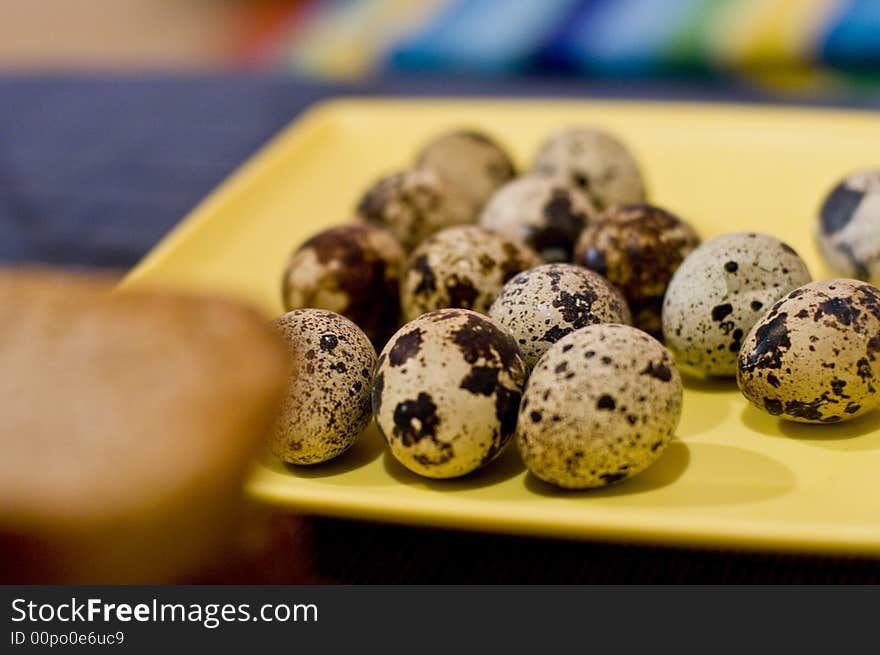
{"left": 121, "top": 99, "right": 880, "bottom": 555}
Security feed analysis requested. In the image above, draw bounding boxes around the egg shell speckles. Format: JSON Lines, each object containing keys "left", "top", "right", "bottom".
{"left": 737, "top": 279, "right": 880, "bottom": 423}
{"left": 574, "top": 203, "right": 700, "bottom": 337}
{"left": 488, "top": 263, "right": 631, "bottom": 369}
{"left": 663, "top": 232, "right": 812, "bottom": 377}
{"left": 281, "top": 223, "right": 405, "bottom": 346}
{"left": 532, "top": 127, "right": 646, "bottom": 212}
{"left": 271, "top": 309, "right": 377, "bottom": 464}
{"left": 416, "top": 130, "right": 517, "bottom": 212}
{"left": 517, "top": 324, "right": 682, "bottom": 490}
{"left": 817, "top": 170, "right": 880, "bottom": 285}
{"left": 400, "top": 225, "right": 542, "bottom": 322}
{"left": 479, "top": 176, "right": 598, "bottom": 262}
{"left": 372, "top": 308, "right": 528, "bottom": 479}
{"left": 355, "top": 168, "right": 475, "bottom": 251}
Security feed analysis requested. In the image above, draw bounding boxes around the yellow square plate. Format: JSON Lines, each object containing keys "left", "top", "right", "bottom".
{"left": 121, "top": 98, "right": 880, "bottom": 556}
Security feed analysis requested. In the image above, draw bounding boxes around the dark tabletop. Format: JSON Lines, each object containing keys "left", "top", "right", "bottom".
{"left": 4, "top": 72, "right": 879, "bottom": 583}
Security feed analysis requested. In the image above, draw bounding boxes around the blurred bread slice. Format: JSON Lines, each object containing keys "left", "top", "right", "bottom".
{"left": 0, "top": 269, "right": 288, "bottom": 583}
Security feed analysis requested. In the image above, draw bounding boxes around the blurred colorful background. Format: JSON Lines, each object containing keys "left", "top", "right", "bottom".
{"left": 4, "top": 0, "right": 879, "bottom": 99}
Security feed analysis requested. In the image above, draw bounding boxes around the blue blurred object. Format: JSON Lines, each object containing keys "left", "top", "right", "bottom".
{"left": 822, "top": 0, "right": 880, "bottom": 68}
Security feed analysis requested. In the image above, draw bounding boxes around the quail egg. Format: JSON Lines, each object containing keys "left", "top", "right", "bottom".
{"left": 479, "top": 176, "right": 598, "bottom": 262}
{"left": 738, "top": 279, "right": 880, "bottom": 423}
{"left": 816, "top": 170, "right": 880, "bottom": 285}
{"left": 372, "top": 308, "right": 528, "bottom": 478}
{"left": 517, "top": 324, "right": 682, "bottom": 490}
{"left": 400, "top": 225, "right": 542, "bottom": 322}
{"left": 356, "top": 168, "right": 475, "bottom": 251}
{"left": 416, "top": 130, "right": 517, "bottom": 212}
{"left": 574, "top": 203, "right": 700, "bottom": 336}
{"left": 488, "top": 263, "right": 631, "bottom": 369}
{"left": 663, "top": 232, "right": 812, "bottom": 377}
{"left": 271, "top": 309, "right": 377, "bottom": 464}
{"left": 281, "top": 223, "right": 405, "bottom": 346}
{"left": 532, "top": 127, "right": 646, "bottom": 212}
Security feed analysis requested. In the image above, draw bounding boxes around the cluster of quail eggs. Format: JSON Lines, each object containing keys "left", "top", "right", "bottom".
{"left": 268, "top": 125, "right": 880, "bottom": 492}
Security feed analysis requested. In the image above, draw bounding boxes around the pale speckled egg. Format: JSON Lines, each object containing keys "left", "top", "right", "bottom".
{"left": 517, "top": 324, "right": 682, "bottom": 490}
{"left": 737, "top": 279, "right": 880, "bottom": 423}
{"left": 816, "top": 170, "right": 880, "bottom": 285}
{"left": 355, "top": 168, "right": 475, "bottom": 251}
{"left": 281, "top": 223, "right": 405, "bottom": 346}
{"left": 372, "top": 308, "right": 528, "bottom": 479}
{"left": 479, "top": 176, "right": 598, "bottom": 262}
{"left": 532, "top": 127, "right": 646, "bottom": 212}
{"left": 663, "top": 232, "right": 812, "bottom": 377}
{"left": 488, "top": 263, "right": 631, "bottom": 369}
{"left": 400, "top": 225, "right": 542, "bottom": 322}
{"left": 416, "top": 130, "right": 517, "bottom": 212}
{"left": 574, "top": 203, "right": 700, "bottom": 337}
{"left": 271, "top": 309, "right": 377, "bottom": 464}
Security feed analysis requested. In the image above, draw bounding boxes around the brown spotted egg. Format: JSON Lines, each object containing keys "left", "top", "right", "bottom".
{"left": 517, "top": 324, "right": 682, "bottom": 490}
{"left": 479, "top": 176, "right": 598, "bottom": 262}
{"left": 400, "top": 225, "right": 542, "bottom": 322}
{"left": 372, "top": 309, "right": 528, "bottom": 479}
{"left": 416, "top": 130, "right": 517, "bottom": 212}
{"left": 281, "top": 223, "right": 405, "bottom": 346}
{"left": 574, "top": 203, "right": 700, "bottom": 337}
{"left": 271, "top": 309, "right": 376, "bottom": 464}
{"left": 532, "top": 127, "right": 646, "bottom": 212}
{"left": 355, "top": 168, "right": 475, "bottom": 251}
{"left": 488, "top": 263, "right": 631, "bottom": 369}
{"left": 816, "top": 170, "right": 880, "bottom": 285}
{"left": 663, "top": 232, "right": 812, "bottom": 377}
{"left": 738, "top": 279, "right": 880, "bottom": 423}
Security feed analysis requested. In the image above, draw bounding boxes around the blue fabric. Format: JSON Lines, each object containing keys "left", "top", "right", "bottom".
{"left": 822, "top": 0, "right": 880, "bottom": 68}
{"left": 2, "top": 73, "right": 879, "bottom": 270}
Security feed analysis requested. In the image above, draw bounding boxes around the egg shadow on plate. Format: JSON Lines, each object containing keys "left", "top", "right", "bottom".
{"left": 283, "top": 422, "right": 387, "bottom": 478}
{"left": 681, "top": 371, "right": 738, "bottom": 393}
{"left": 382, "top": 441, "right": 526, "bottom": 491}
{"left": 740, "top": 404, "right": 880, "bottom": 451}
{"left": 523, "top": 439, "right": 690, "bottom": 498}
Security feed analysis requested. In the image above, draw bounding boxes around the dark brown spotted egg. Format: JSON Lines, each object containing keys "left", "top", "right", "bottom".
{"left": 738, "top": 279, "right": 880, "bottom": 423}
{"left": 478, "top": 176, "right": 598, "bottom": 262}
{"left": 488, "top": 263, "right": 631, "bottom": 369}
{"left": 663, "top": 232, "right": 812, "bottom": 377}
{"left": 532, "top": 127, "right": 646, "bottom": 212}
{"left": 400, "top": 225, "right": 542, "bottom": 322}
{"left": 416, "top": 130, "right": 517, "bottom": 212}
{"left": 271, "top": 309, "right": 376, "bottom": 464}
{"left": 517, "top": 324, "right": 682, "bottom": 490}
{"left": 372, "top": 309, "right": 528, "bottom": 479}
{"left": 355, "top": 168, "right": 475, "bottom": 251}
{"left": 281, "top": 223, "right": 405, "bottom": 346}
{"left": 574, "top": 203, "right": 700, "bottom": 337}
{"left": 816, "top": 170, "right": 880, "bottom": 285}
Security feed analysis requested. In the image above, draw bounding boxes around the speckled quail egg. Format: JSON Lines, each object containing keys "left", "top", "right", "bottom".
{"left": 816, "top": 170, "right": 880, "bottom": 285}
{"left": 738, "top": 279, "right": 880, "bottom": 423}
{"left": 479, "top": 176, "right": 598, "bottom": 262}
{"left": 574, "top": 203, "right": 700, "bottom": 337}
{"left": 663, "top": 232, "right": 812, "bottom": 377}
{"left": 400, "top": 225, "right": 542, "bottom": 322}
{"left": 416, "top": 130, "right": 517, "bottom": 212}
{"left": 488, "top": 263, "right": 631, "bottom": 369}
{"left": 271, "top": 309, "right": 377, "bottom": 464}
{"left": 532, "top": 127, "right": 646, "bottom": 212}
{"left": 281, "top": 223, "right": 405, "bottom": 346}
{"left": 372, "top": 308, "right": 528, "bottom": 478}
{"left": 517, "top": 324, "right": 682, "bottom": 490}
{"left": 356, "top": 167, "right": 475, "bottom": 251}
